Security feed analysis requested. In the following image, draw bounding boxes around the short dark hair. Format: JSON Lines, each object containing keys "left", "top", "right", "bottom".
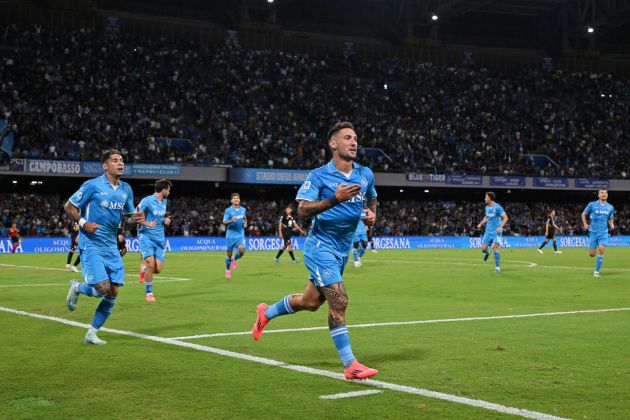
{"left": 155, "top": 179, "right": 173, "bottom": 193}
{"left": 231, "top": 193, "right": 240, "bottom": 199}
{"left": 327, "top": 121, "right": 355, "bottom": 141}
{"left": 101, "top": 149, "right": 123, "bottom": 163}
{"left": 486, "top": 191, "right": 496, "bottom": 201}
{"left": 598, "top": 189, "right": 608, "bottom": 193}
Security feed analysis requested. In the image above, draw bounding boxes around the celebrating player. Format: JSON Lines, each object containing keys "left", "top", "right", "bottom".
{"left": 537, "top": 210, "right": 562, "bottom": 254}
{"left": 64, "top": 149, "right": 144, "bottom": 345}
{"left": 477, "top": 191, "right": 508, "bottom": 273}
{"left": 223, "top": 193, "right": 247, "bottom": 279}
{"left": 252, "top": 121, "right": 379, "bottom": 380}
{"left": 137, "top": 179, "right": 172, "bottom": 302}
{"left": 65, "top": 222, "right": 81, "bottom": 272}
{"left": 582, "top": 190, "right": 615, "bottom": 277}
{"left": 351, "top": 218, "right": 368, "bottom": 267}
{"left": 275, "top": 206, "right": 305, "bottom": 263}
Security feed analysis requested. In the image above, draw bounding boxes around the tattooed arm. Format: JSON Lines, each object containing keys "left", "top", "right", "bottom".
{"left": 297, "top": 182, "right": 361, "bottom": 219}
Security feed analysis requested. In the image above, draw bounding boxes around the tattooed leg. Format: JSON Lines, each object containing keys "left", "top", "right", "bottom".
{"left": 322, "top": 282, "right": 348, "bottom": 329}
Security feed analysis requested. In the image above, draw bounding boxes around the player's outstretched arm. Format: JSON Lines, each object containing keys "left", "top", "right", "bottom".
{"left": 298, "top": 183, "right": 361, "bottom": 218}
{"left": 477, "top": 216, "right": 488, "bottom": 229}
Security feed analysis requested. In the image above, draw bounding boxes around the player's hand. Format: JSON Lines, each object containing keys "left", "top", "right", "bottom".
{"left": 476, "top": 223, "right": 482, "bottom": 229}
{"left": 164, "top": 216, "right": 172, "bottom": 226}
{"left": 83, "top": 222, "right": 99, "bottom": 233}
{"left": 132, "top": 211, "right": 145, "bottom": 224}
{"left": 334, "top": 183, "right": 362, "bottom": 203}
{"left": 362, "top": 208, "right": 376, "bottom": 226}
{"left": 495, "top": 227, "right": 502, "bottom": 233}
{"left": 231, "top": 216, "right": 237, "bottom": 223}
{"left": 146, "top": 221, "right": 157, "bottom": 228}
{"left": 583, "top": 223, "right": 590, "bottom": 231}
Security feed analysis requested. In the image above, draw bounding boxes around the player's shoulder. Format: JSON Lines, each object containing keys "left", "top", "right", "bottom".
{"left": 354, "top": 161, "right": 374, "bottom": 177}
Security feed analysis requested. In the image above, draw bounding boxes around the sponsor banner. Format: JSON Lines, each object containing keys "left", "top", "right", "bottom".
{"left": 489, "top": 176, "right": 526, "bottom": 187}
{"left": 131, "top": 163, "right": 180, "bottom": 176}
{"left": 5, "top": 235, "right": 630, "bottom": 254}
{"left": 426, "top": 174, "right": 447, "bottom": 183}
{"left": 80, "top": 161, "right": 132, "bottom": 176}
{"left": 533, "top": 177, "right": 569, "bottom": 188}
{"left": 406, "top": 172, "right": 423, "bottom": 182}
{"left": 575, "top": 178, "right": 609, "bottom": 189}
{"left": 446, "top": 174, "right": 483, "bottom": 185}
{"left": 27, "top": 159, "right": 81, "bottom": 174}
{"left": 229, "top": 168, "right": 309, "bottom": 185}
{"left": 0, "top": 158, "right": 25, "bottom": 172}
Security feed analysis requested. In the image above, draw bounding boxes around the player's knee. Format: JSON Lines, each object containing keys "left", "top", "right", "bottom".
{"left": 94, "top": 281, "right": 111, "bottom": 296}
{"left": 154, "top": 265, "right": 162, "bottom": 274}
{"left": 237, "top": 246, "right": 246, "bottom": 255}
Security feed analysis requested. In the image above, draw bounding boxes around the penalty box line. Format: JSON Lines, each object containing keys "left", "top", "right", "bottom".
{"left": 0, "top": 306, "right": 567, "bottom": 420}
{"left": 169, "top": 307, "right": 630, "bottom": 340}
{"left": 0, "top": 263, "right": 191, "bottom": 281}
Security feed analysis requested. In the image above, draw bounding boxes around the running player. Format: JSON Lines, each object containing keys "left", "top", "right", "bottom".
{"left": 582, "top": 190, "right": 615, "bottom": 278}
{"left": 64, "top": 149, "right": 144, "bottom": 345}
{"left": 223, "top": 193, "right": 246, "bottom": 279}
{"left": 9, "top": 223, "right": 20, "bottom": 253}
{"left": 65, "top": 222, "right": 81, "bottom": 272}
{"left": 537, "top": 210, "right": 562, "bottom": 254}
{"left": 137, "top": 179, "right": 172, "bottom": 302}
{"left": 275, "top": 206, "right": 305, "bottom": 263}
{"left": 351, "top": 218, "right": 368, "bottom": 267}
{"left": 252, "top": 121, "right": 379, "bottom": 380}
{"left": 366, "top": 225, "right": 377, "bottom": 253}
{"left": 476, "top": 191, "right": 508, "bottom": 273}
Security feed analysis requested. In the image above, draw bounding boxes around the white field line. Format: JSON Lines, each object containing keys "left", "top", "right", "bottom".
{"left": 0, "top": 306, "right": 568, "bottom": 420}
{"left": 365, "top": 259, "right": 630, "bottom": 271}
{"left": 169, "top": 307, "right": 630, "bottom": 340}
{"left": 0, "top": 263, "right": 191, "bottom": 281}
{"left": 319, "top": 390, "right": 383, "bottom": 399}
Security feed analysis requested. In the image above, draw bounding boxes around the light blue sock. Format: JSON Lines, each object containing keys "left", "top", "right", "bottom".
{"left": 225, "top": 257, "right": 231, "bottom": 270}
{"left": 352, "top": 248, "right": 359, "bottom": 262}
{"left": 595, "top": 255, "right": 604, "bottom": 272}
{"left": 359, "top": 247, "right": 366, "bottom": 258}
{"left": 145, "top": 282, "right": 153, "bottom": 294}
{"left": 330, "top": 326, "right": 356, "bottom": 367}
{"left": 78, "top": 282, "right": 100, "bottom": 297}
{"left": 91, "top": 296, "right": 116, "bottom": 329}
{"left": 494, "top": 250, "right": 501, "bottom": 268}
{"left": 265, "top": 295, "right": 295, "bottom": 320}
{"left": 234, "top": 251, "right": 243, "bottom": 261}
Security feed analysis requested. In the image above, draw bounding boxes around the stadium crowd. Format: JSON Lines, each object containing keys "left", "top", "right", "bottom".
{"left": 2, "top": 193, "right": 628, "bottom": 239}
{"left": 1, "top": 25, "right": 630, "bottom": 178}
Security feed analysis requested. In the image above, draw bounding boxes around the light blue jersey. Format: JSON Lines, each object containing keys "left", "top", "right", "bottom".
{"left": 584, "top": 200, "right": 614, "bottom": 249}
{"left": 68, "top": 174, "right": 135, "bottom": 253}
{"left": 137, "top": 194, "right": 168, "bottom": 261}
{"left": 484, "top": 203, "right": 506, "bottom": 234}
{"left": 296, "top": 160, "right": 376, "bottom": 286}
{"left": 68, "top": 173, "right": 135, "bottom": 284}
{"left": 137, "top": 194, "right": 168, "bottom": 243}
{"left": 583, "top": 201, "right": 614, "bottom": 234}
{"left": 223, "top": 206, "right": 247, "bottom": 238}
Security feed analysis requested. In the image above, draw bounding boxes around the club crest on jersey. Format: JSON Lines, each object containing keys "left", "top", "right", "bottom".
{"left": 361, "top": 177, "right": 368, "bottom": 186}
{"left": 301, "top": 181, "right": 311, "bottom": 191}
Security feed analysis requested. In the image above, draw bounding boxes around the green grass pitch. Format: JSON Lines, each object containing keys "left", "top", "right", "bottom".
{"left": 1, "top": 248, "right": 629, "bottom": 419}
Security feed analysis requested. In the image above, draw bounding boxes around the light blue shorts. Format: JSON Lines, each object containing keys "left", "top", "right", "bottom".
{"left": 353, "top": 232, "right": 368, "bottom": 244}
{"left": 139, "top": 236, "right": 165, "bottom": 262}
{"left": 588, "top": 231, "right": 609, "bottom": 249}
{"left": 303, "top": 241, "right": 348, "bottom": 288}
{"left": 226, "top": 236, "right": 246, "bottom": 253}
{"left": 482, "top": 230, "right": 502, "bottom": 247}
{"left": 80, "top": 248, "right": 125, "bottom": 285}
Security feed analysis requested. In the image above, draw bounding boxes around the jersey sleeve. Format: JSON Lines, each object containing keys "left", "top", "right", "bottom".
{"left": 583, "top": 202, "right": 592, "bottom": 216}
{"left": 124, "top": 185, "right": 135, "bottom": 214}
{"left": 497, "top": 204, "right": 506, "bottom": 216}
{"left": 365, "top": 168, "right": 377, "bottom": 201}
{"left": 609, "top": 206, "right": 615, "bottom": 219}
{"left": 68, "top": 181, "right": 94, "bottom": 211}
{"left": 223, "top": 208, "right": 231, "bottom": 223}
{"left": 296, "top": 171, "right": 322, "bottom": 201}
